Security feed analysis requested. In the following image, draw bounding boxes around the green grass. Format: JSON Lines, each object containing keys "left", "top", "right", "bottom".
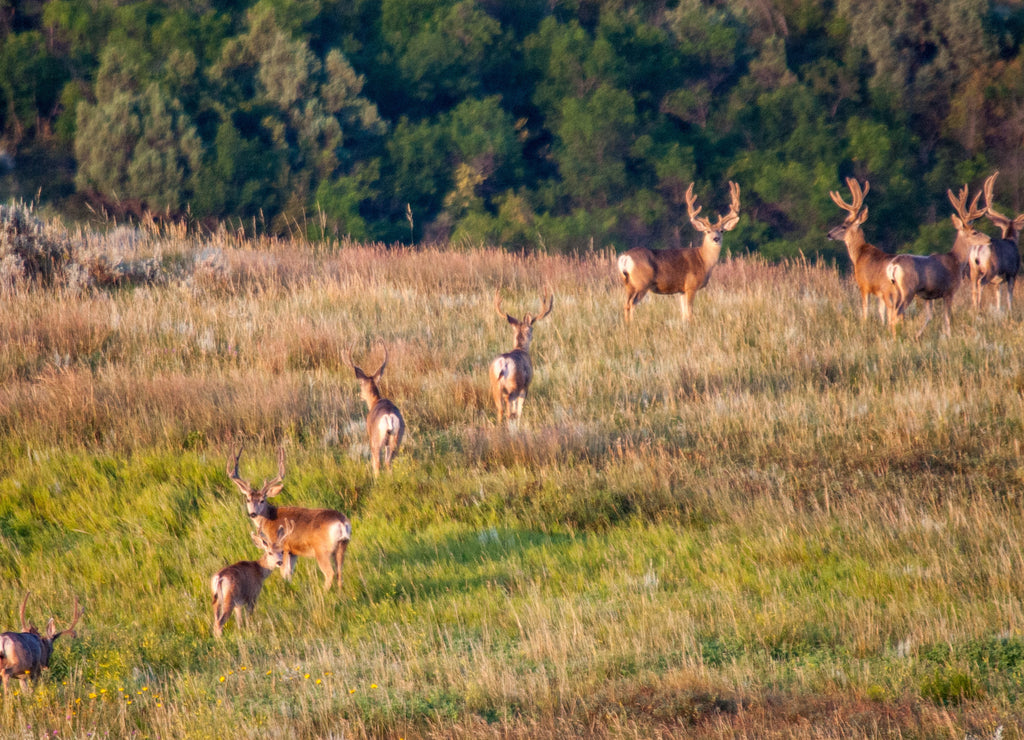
{"left": 0, "top": 225, "right": 1021, "bottom": 737}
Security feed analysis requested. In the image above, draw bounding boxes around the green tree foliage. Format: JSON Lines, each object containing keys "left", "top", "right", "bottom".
{"left": 5, "top": 0, "right": 1024, "bottom": 256}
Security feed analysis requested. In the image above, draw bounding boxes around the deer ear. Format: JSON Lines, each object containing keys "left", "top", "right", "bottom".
{"left": 265, "top": 481, "right": 284, "bottom": 498}
{"left": 506, "top": 315, "right": 519, "bottom": 326}
{"left": 720, "top": 214, "right": 740, "bottom": 232}
{"left": 45, "top": 618, "right": 57, "bottom": 639}
{"left": 951, "top": 214, "right": 965, "bottom": 231}
{"left": 855, "top": 207, "right": 868, "bottom": 225}
{"left": 228, "top": 477, "right": 251, "bottom": 496}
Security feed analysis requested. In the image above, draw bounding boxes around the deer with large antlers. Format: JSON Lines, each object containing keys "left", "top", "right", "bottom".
{"left": 618, "top": 181, "right": 740, "bottom": 322}
{"left": 828, "top": 178, "right": 899, "bottom": 324}
{"left": 885, "top": 184, "right": 991, "bottom": 336}
{"left": 227, "top": 446, "right": 352, "bottom": 591}
{"left": 969, "top": 171, "right": 1022, "bottom": 313}
{"left": 0, "top": 593, "right": 83, "bottom": 691}
{"left": 211, "top": 521, "right": 293, "bottom": 638}
{"left": 490, "top": 290, "right": 553, "bottom": 424}
{"left": 344, "top": 339, "right": 405, "bottom": 477}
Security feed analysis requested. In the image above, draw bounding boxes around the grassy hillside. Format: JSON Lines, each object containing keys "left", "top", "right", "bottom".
{"left": 0, "top": 219, "right": 1022, "bottom": 738}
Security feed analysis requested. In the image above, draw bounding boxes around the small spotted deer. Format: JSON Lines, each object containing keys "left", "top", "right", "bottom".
{"left": 490, "top": 289, "right": 553, "bottom": 424}
{"left": 618, "top": 181, "right": 740, "bottom": 322}
{"left": 228, "top": 446, "right": 352, "bottom": 591}
{"left": 211, "top": 521, "right": 293, "bottom": 638}
{"left": 344, "top": 339, "right": 405, "bottom": 476}
{"left": 0, "top": 593, "right": 83, "bottom": 692}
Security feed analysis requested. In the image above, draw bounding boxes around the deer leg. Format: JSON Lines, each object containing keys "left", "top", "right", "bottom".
{"left": 280, "top": 553, "right": 297, "bottom": 581}
{"left": 876, "top": 293, "right": 887, "bottom": 324}
{"left": 915, "top": 301, "right": 934, "bottom": 340}
{"left": 1007, "top": 277, "right": 1015, "bottom": 315}
{"left": 334, "top": 540, "right": 349, "bottom": 590}
{"left": 515, "top": 389, "right": 527, "bottom": 420}
{"left": 492, "top": 382, "right": 505, "bottom": 424}
{"left": 679, "top": 292, "right": 693, "bottom": 321}
{"left": 315, "top": 553, "right": 336, "bottom": 591}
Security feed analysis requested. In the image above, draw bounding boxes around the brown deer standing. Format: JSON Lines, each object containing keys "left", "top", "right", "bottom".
{"left": 228, "top": 447, "right": 352, "bottom": 591}
{"left": 885, "top": 184, "right": 990, "bottom": 336}
{"left": 970, "top": 171, "right": 1022, "bottom": 313}
{"left": 0, "top": 593, "right": 83, "bottom": 692}
{"left": 828, "top": 178, "right": 898, "bottom": 323}
{"left": 618, "top": 181, "right": 740, "bottom": 322}
{"left": 211, "top": 521, "right": 293, "bottom": 638}
{"left": 490, "top": 290, "right": 553, "bottom": 424}
{"left": 344, "top": 339, "right": 405, "bottom": 477}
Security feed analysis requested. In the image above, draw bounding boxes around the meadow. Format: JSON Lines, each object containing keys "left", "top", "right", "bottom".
{"left": 0, "top": 215, "right": 1023, "bottom": 738}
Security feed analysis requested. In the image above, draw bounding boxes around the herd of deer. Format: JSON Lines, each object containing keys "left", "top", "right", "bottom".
{"left": 2, "top": 176, "right": 1019, "bottom": 690}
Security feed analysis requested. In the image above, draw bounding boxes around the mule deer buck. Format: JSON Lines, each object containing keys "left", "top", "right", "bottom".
{"left": 969, "top": 171, "right": 1022, "bottom": 313}
{"left": 211, "top": 521, "right": 293, "bottom": 638}
{"left": 344, "top": 339, "right": 405, "bottom": 476}
{"left": 828, "top": 177, "right": 899, "bottom": 323}
{"left": 618, "top": 182, "right": 740, "bottom": 322}
{"left": 490, "top": 289, "right": 553, "bottom": 424}
{"left": 228, "top": 446, "right": 352, "bottom": 591}
{"left": 0, "top": 593, "right": 83, "bottom": 692}
{"left": 885, "top": 184, "right": 991, "bottom": 336}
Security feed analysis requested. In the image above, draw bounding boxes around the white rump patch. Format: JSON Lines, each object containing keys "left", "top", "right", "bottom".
{"left": 492, "top": 356, "right": 514, "bottom": 380}
{"left": 377, "top": 413, "right": 400, "bottom": 436}
{"left": 617, "top": 254, "right": 634, "bottom": 276}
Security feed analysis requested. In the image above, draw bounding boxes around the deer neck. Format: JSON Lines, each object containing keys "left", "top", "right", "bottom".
{"left": 951, "top": 232, "right": 975, "bottom": 266}
{"left": 844, "top": 228, "right": 869, "bottom": 262}
{"left": 698, "top": 233, "right": 722, "bottom": 269}
{"left": 257, "top": 502, "right": 278, "bottom": 524}
{"left": 361, "top": 383, "right": 382, "bottom": 409}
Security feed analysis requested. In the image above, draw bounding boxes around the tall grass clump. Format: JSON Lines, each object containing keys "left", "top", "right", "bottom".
{"left": 0, "top": 214, "right": 1022, "bottom": 738}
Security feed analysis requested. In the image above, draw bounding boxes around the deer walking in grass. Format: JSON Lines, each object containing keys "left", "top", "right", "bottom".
{"left": 885, "top": 184, "right": 991, "bottom": 337}
{"left": 0, "top": 593, "right": 82, "bottom": 692}
{"left": 828, "top": 178, "right": 899, "bottom": 324}
{"left": 969, "top": 171, "right": 1022, "bottom": 314}
{"left": 618, "top": 181, "right": 740, "bottom": 322}
{"left": 211, "top": 522, "right": 293, "bottom": 638}
{"left": 490, "top": 289, "right": 553, "bottom": 424}
{"left": 344, "top": 339, "right": 405, "bottom": 477}
{"left": 228, "top": 446, "right": 352, "bottom": 592}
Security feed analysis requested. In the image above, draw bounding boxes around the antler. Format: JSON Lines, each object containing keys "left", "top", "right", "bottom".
{"left": 533, "top": 291, "right": 553, "bottom": 323}
{"left": 494, "top": 289, "right": 513, "bottom": 322}
{"left": 57, "top": 596, "right": 83, "bottom": 640}
{"left": 343, "top": 341, "right": 370, "bottom": 379}
{"left": 982, "top": 171, "right": 1012, "bottom": 228}
{"left": 685, "top": 183, "right": 712, "bottom": 231}
{"left": 373, "top": 338, "right": 389, "bottom": 379}
{"left": 18, "top": 592, "right": 30, "bottom": 632}
{"left": 262, "top": 446, "right": 285, "bottom": 492}
{"left": 830, "top": 177, "right": 869, "bottom": 216}
{"left": 226, "top": 443, "right": 245, "bottom": 484}
{"left": 947, "top": 183, "right": 985, "bottom": 224}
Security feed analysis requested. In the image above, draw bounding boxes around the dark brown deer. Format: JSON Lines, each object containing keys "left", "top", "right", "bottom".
{"left": 344, "top": 339, "right": 405, "bottom": 477}
{"left": 0, "top": 593, "right": 83, "bottom": 692}
{"left": 228, "top": 446, "right": 352, "bottom": 591}
{"left": 490, "top": 289, "right": 553, "bottom": 424}
{"left": 618, "top": 181, "right": 740, "bottom": 322}
{"left": 885, "top": 184, "right": 990, "bottom": 336}
{"left": 970, "top": 171, "right": 1022, "bottom": 313}
{"left": 211, "top": 521, "right": 293, "bottom": 638}
{"left": 827, "top": 178, "right": 898, "bottom": 323}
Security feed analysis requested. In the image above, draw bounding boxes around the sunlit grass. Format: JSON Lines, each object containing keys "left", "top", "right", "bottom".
{"left": 0, "top": 225, "right": 1021, "bottom": 737}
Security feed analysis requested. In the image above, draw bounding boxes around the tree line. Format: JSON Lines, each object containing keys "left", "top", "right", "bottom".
{"left": 2, "top": 0, "right": 1023, "bottom": 258}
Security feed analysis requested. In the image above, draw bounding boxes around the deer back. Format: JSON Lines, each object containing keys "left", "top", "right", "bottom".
{"left": 622, "top": 246, "right": 709, "bottom": 295}
{"left": 255, "top": 505, "right": 351, "bottom": 560}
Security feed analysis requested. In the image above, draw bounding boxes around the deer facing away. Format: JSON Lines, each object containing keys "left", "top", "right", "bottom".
{"left": 228, "top": 446, "right": 352, "bottom": 591}
{"left": 828, "top": 177, "right": 898, "bottom": 324}
{"left": 211, "top": 521, "right": 294, "bottom": 638}
{"left": 885, "top": 184, "right": 991, "bottom": 336}
{"left": 490, "top": 289, "right": 553, "bottom": 424}
{"left": 0, "top": 593, "right": 83, "bottom": 692}
{"left": 618, "top": 181, "right": 740, "bottom": 322}
{"left": 344, "top": 339, "right": 405, "bottom": 477}
{"left": 970, "top": 171, "right": 1022, "bottom": 313}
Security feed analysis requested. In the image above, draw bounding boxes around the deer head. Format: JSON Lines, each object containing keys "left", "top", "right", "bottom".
{"left": 982, "top": 171, "right": 1024, "bottom": 243}
{"left": 828, "top": 177, "right": 870, "bottom": 241}
{"left": 227, "top": 445, "right": 286, "bottom": 521}
{"left": 20, "top": 592, "right": 83, "bottom": 669}
{"left": 494, "top": 289, "right": 553, "bottom": 352}
{"left": 252, "top": 520, "right": 294, "bottom": 569}
{"left": 343, "top": 339, "right": 389, "bottom": 407}
{"left": 686, "top": 181, "right": 741, "bottom": 248}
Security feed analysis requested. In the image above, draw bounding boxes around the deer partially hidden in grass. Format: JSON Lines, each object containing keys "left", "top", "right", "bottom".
{"left": 618, "top": 181, "right": 740, "bottom": 322}
{"left": 828, "top": 177, "right": 898, "bottom": 324}
{"left": 0, "top": 593, "right": 83, "bottom": 692}
{"left": 885, "top": 184, "right": 991, "bottom": 337}
{"left": 211, "top": 521, "right": 293, "bottom": 638}
{"left": 344, "top": 339, "right": 405, "bottom": 477}
{"left": 490, "top": 289, "right": 553, "bottom": 424}
{"left": 228, "top": 446, "right": 352, "bottom": 591}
